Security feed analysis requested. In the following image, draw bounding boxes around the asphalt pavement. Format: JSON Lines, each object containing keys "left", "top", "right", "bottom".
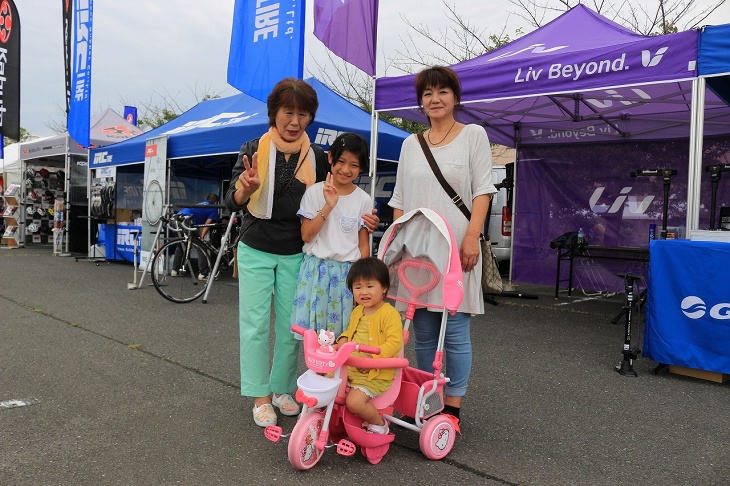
{"left": 1, "top": 246, "right": 728, "bottom": 485}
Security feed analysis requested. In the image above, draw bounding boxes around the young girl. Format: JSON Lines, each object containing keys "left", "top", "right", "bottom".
{"left": 291, "top": 132, "right": 373, "bottom": 336}
{"left": 337, "top": 257, "right": 403, "bottom": 435}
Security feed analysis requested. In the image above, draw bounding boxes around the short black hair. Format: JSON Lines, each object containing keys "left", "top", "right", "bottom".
{"left": 347, "top": 257, "right": 390, "bottom": 291}
{"left": 414, "top": 65, "right": 462, "bottom": 105}
{"left": 207, "top": 193, "right": 219, "bottom": 204}
{"left": 328, "top": 132, "right": 369, "bottom": 173}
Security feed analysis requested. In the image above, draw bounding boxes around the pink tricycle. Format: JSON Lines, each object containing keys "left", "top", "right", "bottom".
{"left": 265, "top": 208, "right": 465, "bottom": 468}
{"left": 265, "top": 324, "right": 410, "bottom": 468}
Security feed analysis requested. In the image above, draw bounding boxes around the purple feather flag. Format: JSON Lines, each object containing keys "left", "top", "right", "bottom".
{"left": 314, "top": 0, "right": 379, "bottom": 76}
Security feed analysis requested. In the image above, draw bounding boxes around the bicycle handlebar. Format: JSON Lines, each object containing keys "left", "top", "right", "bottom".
{"left": 179, "top": 215, "right": 196, "bottom": 232}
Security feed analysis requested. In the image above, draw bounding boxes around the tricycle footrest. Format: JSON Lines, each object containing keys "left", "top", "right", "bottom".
{"left": 336, "top": 439, "right": 357, "bottom": 456}
{"left": 264, "top": 425, "right": 283, "bottom": 442}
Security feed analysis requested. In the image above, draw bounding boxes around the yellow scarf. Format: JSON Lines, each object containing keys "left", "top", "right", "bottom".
{"left": 240, "top": 127, "right": 316, "bottom": 219}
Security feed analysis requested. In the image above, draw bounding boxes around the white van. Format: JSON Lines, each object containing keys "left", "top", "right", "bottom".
{"left": 486, "top": 163, "right": 513, "bottom": 273}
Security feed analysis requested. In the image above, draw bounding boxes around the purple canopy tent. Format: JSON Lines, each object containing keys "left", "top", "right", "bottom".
{"left": 373, "top": 5, "right": 723, "bottom": 146}
{"left": 374, "top": 5, "right": 730, "bottom": 290}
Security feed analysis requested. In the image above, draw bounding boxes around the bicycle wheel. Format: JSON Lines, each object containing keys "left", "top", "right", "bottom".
{"left": 151, "top": 239, "right": 212, "bottom": 303}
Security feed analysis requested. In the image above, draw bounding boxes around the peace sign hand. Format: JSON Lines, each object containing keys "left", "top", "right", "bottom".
{"left": 323, "top": 172, "right": 339, "bottom": 208}
{"left": 238, "top": 152, "right": 261, "bottom": 193}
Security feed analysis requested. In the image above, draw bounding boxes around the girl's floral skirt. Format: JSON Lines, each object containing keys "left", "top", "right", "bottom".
{"left": 291, "top": 254, "right": 353, "bottom": 337}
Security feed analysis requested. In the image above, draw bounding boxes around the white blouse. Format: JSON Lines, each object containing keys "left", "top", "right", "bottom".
{"left": 389, "top": 124, "right": 496, "bottom": 315}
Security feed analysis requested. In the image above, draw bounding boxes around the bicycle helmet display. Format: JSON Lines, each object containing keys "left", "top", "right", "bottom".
{"left": 55, "top": 170, "right": 65, "bottom": 190}
{"left": 27, "top": 222, "right": 40, "bottom": 234}
{"left": 39, "top": 168, "right": 51, "bottom": 179}
{"left": 36, "top": 207, "right": 47, "bottom": 217}
{"left": 26, "top": 205, "right": 37, "bottom": 216}
{"left": 27, "top": 190, "right": 39, "bottom": 201}
{"left": 25, "top": 178, "right": 34, "bottom": 188}
{"left": 101, "top": 184, "right": 115, "bottom": 217}
{"left": 26, "top": 167, "right": 36, "bottom": 178}
{"left": 47, "top": 207, "right": 55, "bottom": 217}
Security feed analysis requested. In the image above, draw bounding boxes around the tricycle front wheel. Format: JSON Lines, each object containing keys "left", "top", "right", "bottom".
{"left": 288, "top": 411, "right": 326, "bottom": 470}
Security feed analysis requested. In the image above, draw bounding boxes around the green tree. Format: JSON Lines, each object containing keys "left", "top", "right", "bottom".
{"left": 44, "top": 86, "right": 222, "bottom": 134}
{"left": 3, "top": 127, "right": 32, "bottom": 145}
{"left": 126, "top": 87, "right": 221, "bottom": 131}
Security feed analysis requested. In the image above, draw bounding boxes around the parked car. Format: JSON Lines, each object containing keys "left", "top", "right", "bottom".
{"left": 486, "top": 162, "right": 513, "bottom": 274}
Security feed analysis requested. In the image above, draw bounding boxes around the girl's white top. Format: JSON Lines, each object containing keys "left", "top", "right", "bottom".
{"left": 299, "top": 182, "right": 373, "bottom": 262}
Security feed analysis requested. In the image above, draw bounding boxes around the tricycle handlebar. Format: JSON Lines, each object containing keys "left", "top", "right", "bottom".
{"left": 293, "top": 325, "right": 402, "bottom": 373}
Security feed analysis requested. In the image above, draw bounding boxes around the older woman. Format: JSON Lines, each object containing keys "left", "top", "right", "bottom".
{"left": 225, "top": 78, "right": 378, "bottom": 427}
{"left": 388, "top": 66, "right": 496, "bottom": 423}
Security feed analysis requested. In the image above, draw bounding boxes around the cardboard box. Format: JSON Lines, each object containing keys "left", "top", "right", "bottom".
{"left": 668, "top": 365, "right": 729, "bottom": 383}
{"left": 112, "top": 209, "right": 134, "bottom": 223}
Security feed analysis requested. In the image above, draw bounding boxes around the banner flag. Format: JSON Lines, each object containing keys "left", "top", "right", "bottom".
{"left": 0, "top": 0, "right": 21, "bottom": 141}
{"left": 314, "top": 0, "right": 379, "bottom": 76}
{"left": 68, "top": 0, "right": 93, "bottom": 148}
{"left": 62, "top": 0, "right": 72, "bottom": 114}
{"left": 123, "top": 105, "right": 138, "bottom": 126}
{"left": 227, "top": 0, "right": 305, "bottom": 102}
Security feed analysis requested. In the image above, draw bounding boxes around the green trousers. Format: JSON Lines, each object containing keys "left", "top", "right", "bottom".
{"left": 237, "top": 242, "right": 303, "bottom": 398}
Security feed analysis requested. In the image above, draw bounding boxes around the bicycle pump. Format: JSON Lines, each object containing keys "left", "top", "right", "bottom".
{"left": 615, "top": 273, "right": 644, "bottom": 377}
{"left": 630, "top": 168, "right": 677, "bottom": 239}
{"left": 705, "top": 164, "right": 730, "bottom": 230}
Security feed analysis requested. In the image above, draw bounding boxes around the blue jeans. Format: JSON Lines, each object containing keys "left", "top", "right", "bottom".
{"left": 413, "top": 309, "right": 472, "bottom": 398}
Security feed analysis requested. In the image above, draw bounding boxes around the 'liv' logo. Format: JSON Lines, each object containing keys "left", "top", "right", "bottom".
{"left": 642, "top": 47, "right": 668, "bottom": 67}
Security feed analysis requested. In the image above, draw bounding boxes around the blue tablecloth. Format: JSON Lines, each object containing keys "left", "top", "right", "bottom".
{"left": 98, "top": 224, "right": 142, "bottom": 263}
{"left": 644, "top": 239, "right": 730, "bottom": 373}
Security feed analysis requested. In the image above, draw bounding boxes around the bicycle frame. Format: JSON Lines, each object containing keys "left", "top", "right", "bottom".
{"left": 145, "top": 209, "right": 240, "bottom": 303}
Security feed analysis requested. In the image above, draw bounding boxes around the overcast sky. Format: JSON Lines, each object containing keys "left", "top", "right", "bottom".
{"left": 17, "top": 0, "right": 730, "bottom": 139}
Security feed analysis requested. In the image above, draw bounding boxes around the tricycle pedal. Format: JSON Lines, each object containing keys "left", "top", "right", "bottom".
{"left": 264, "top": 425, "right": 283, "bottom": 442}
{"left": 336, "top": 439, "right": 357, "bottom": 456}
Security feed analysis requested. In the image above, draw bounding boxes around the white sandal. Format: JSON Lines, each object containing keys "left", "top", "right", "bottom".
{"left": 253, "top": 403, "right": 277, "bottom": 427}
{"left": 272, "top": 393, "right": 300, "bottom": 416}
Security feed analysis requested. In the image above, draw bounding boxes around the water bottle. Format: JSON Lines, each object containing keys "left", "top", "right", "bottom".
{"left": 577, "top": 227, "right": 585, "bottom": 246}
{"left": 649, "top": 224, "right": 656, "bottom": 245}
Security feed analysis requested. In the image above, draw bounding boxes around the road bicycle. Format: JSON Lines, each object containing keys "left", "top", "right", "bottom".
{"left": 150, "top": 212, "right": 237, "bottom": 303}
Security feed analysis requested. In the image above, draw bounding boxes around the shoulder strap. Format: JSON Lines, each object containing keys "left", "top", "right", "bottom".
{"left": 416, "top": 133, "right": 472, "bottom": 220}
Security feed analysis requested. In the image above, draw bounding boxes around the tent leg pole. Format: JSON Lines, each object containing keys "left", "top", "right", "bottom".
{"left": 686, "top": 77, "right": 706, "bottom": 232}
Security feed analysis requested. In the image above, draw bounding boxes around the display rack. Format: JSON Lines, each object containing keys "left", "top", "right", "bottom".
{"left": 9, "top": 165, "right": 67, "bottom": 248}
{"left": 2, "top": 183, "right": 23, "bottom": 248}
{"left": 76, "top": 177, "right": 117, "bottom": 263}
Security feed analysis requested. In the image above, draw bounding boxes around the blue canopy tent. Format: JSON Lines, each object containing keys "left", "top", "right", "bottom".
{"left": 87, "top": 79, "right": 409, "bottom": 262}
{"left": 90, "top": 78, "right": 409, "bottom": 169}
